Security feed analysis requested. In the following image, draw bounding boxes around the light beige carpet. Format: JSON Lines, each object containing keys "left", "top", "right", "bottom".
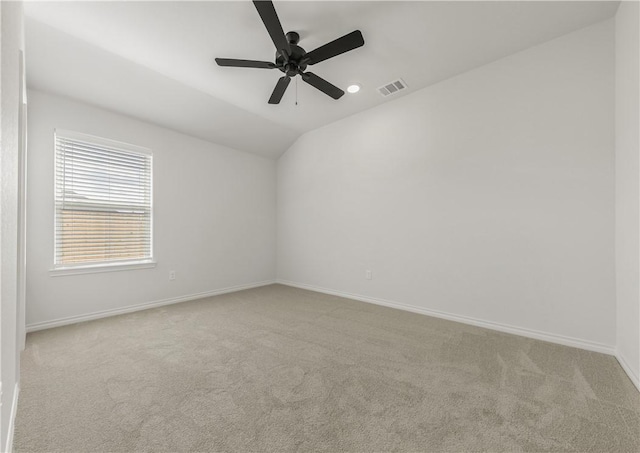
{"left": 14, "top": 284, "right": 640, "bottom": 452}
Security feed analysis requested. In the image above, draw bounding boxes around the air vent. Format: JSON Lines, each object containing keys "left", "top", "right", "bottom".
{"left": 378, "top": 78, "right": 408, "bottom": 97}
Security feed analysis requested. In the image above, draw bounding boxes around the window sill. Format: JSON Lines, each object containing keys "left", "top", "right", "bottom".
{"left": 49, "top": 261, "right": 157, "bottom": 277}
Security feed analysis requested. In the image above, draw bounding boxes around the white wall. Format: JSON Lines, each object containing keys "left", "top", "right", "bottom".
{"left": 26, "top": 90, "right": 276, "bottom": 328}
{"left": 277, "top": 20, "right": 616, "bottom": 351}
{"left": 1, "top": 1, "right": 24, "bottom": 451}
{"left": 615, "top": 1, "right": 640, "bottom": 389}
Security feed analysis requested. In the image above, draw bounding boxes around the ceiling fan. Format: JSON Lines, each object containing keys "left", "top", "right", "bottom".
{"left": 215, "top": 0, "right": 365, "bottom": 104}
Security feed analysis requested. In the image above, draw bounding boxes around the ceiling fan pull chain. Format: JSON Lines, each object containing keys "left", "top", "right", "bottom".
{"left": 295, "top": 77, "right": 298, "bottom": 106}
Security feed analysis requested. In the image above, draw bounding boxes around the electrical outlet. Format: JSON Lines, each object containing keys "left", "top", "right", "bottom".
{"left": 365, "top": 270, "right": 372, "bottom": 280}
{"left": 169, "top": 270, "right": 176, "bottom": 281}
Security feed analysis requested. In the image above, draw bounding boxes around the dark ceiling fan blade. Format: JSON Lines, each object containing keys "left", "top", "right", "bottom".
{"left": 215, "top": 58, "right": 276, "bottom": 69}
{"left": 253, "top": 1, "right": 291, "bottom": 58}
{"left": 301, "top": 72, "right": 344, "bottom": 100}
{"left": 305, "top": 30, "right": 364, "bottom": 65}
{"left": 268, "top": 76, "right": 291, "bottom": 104}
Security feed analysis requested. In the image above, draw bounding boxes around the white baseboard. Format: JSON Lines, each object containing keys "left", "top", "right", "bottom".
{"left": 615, "top": 352, "right": 640, "bottom": 393}
{"left": 4, "top": 383, "right": 19, "bottom": 453}
{"left": 26, "top": 280, "right": 276, "bottom": 332}
{"left": 277, "top": 280, "right": 616, "bottom": 356}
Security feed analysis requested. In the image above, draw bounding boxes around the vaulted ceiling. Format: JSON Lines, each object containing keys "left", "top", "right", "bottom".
{"left": 25, "top": 1, "right": 619, "bottom": 158}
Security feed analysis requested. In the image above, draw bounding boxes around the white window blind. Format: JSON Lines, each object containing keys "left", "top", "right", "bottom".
{"left": 54, "top": 130, "right": 153, "bottom": 268}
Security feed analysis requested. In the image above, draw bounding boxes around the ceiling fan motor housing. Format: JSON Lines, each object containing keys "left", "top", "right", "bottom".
{"left": 276, "top": 33, "right": 307, "bottom": 76}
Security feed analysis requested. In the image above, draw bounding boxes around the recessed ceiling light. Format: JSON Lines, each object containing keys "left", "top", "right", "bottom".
{"left": 347, "top": 84, "right": 360, "bottom": 94}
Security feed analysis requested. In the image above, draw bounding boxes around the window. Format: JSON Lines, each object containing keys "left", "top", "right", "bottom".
{"left": 54, "top": 130, "right": 153, "bottom": 271}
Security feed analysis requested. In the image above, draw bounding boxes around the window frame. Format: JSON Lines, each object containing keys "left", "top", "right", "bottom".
{"left": 50, "top": 129, "right": 155, "bottom": 276}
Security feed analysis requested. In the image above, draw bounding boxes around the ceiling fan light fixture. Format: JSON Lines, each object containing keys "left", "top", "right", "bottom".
{"left": 347, "top": 84, "right": 361, "bottom": 94}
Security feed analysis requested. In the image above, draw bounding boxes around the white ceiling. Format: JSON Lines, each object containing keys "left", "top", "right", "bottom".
{"left": 25, "top": 1, "right": 619, "bottom": 158}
